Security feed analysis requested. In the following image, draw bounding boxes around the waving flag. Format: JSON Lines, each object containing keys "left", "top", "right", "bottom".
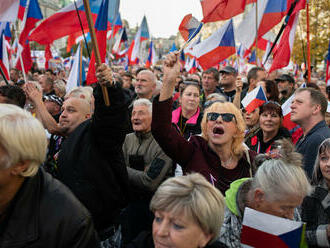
{"left": 0, "top": 0, "right": 19, "bottom": 22}
{"left": 193, "top": 19, "right": 235, "bottom": 70}
{"left": 86, "top": 0, "right": 109, "bottom": 85}
{"left": 19, "top": 0, "right": 43, "bottom": 46}
{"left": 186, "top": 57, "right": 197, "bottom": 74}
{"left": 0, "top": 32, "right": 10, "bottom": 80}
{"left": 242, "top": 86, "right": 267, "bottom": 113}
{"left": 112, "top": 28, "right": 127, "bottom": 56}
{"left": 326, "top": 40, "right": 330, "bottom": 86}
{"left": 241, "top": 207, "right": 307, "bottom": 247}
{"left": 2, "top": 23, "right": 11, "bottom": 42}
{"left": 67, "top": 44, "right": 86, "bottom": 92}
{"left": 269, "top": 12, "right": 299, "bottom": 73}
{"left": 248, "top": 49, "right": 257, "bottom": 64}
{"left": 201, "top": 0, "right": 251, "bottom": 23}
{"left": 184, "top": 35, "right": 201, "bottom": 57}
{"left": 111, "top": 13, "right": 122, "bottom": 39}
{"left": 29, "top": 0, "right": 119, "bottom": 45}
{"left": 179, "top": 14, "right": 203, "bottom": 42}
{"left": 16, "top": 41, "right": 32, "bottom": 73}
{"left": 128, "top": 16, "right": 149, "bottom": 65}
{"left": 145, "top": 41, "right": 158, "bottom": 68}
{"left": 18, "top": 0, "right": 28, "bottom": 20}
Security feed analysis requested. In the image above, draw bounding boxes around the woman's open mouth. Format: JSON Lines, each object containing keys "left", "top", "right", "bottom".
{"left": 213, "top": 126, "right": 224, "bottom": 135}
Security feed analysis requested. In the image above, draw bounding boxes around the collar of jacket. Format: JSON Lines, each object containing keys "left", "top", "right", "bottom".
{"left": 304, "top": 120, "right": 328, "bottom": 138}
{"left": 171, "top": 106, "right": 200, "bottom": 125}
{"left": 0, "top": 171, "right": 40, "bottom": 246}
{"left": 135, "top": 130, "right": 152, "bottom": 141}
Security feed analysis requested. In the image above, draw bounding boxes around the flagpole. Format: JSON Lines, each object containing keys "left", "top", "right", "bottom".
{"left": 178, "top": 24, "right": 203, "bottom": 53}
{"left": 73, "top": 0, "right": 91, "bottom": 58}
{"left": 255, "top": 0, "right": 258, "bottom": 59}
{"left": 14, "top": 23, "right": 27, "bottom": 83}
{"left": 82, "top": 0, "right": 110, "bottom": 106}
{"left": 306, "top": 2, "right": 311, "bottom": 83}
{"left": 79, "top": 41, "right": 83, "bottom": 86}
{"left": 0, "top": 67, "right": 10, "bottom": 85}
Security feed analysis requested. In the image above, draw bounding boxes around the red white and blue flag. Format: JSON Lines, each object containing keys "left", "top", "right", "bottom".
{"left": 248, "top": 49, "right": 257, "bottom": 65}
{"left": 326, "top": 40, "right": 330, "bottom": 86}
{"left": 29, "top": 0, "right": 119, "bottom": 45}
{"left": 86, "top": 0, "right": 109, "bottom": 85}
{"left": 110, "top": 13, "right": 123, "bottom": 39}
{"left": 44, "top": 44, "right": 53, "bottom": 70}
{"left": 200, "top": 0, "right": 252, "bottom": 23}
{"left": 0, "top": 0, "right": 19, "bottom": 22}
{"left": 241, "top": 207, "right": 307, "bottom": 248}
{"left": 179, "top": 14, "right": 203, "bottom": 42}
{"left": 145, "top": 41, "right": 157, "bottom": 68}
{"left": 269, "top": 12, "right": 299, "bottom": 73}
{"left": 67, "top": 44, "right": 86, "bottom": 92}
{"left": 112, "top": 27, "right": 128, "bottom": 58}
{"left": 242, "top": 86, "right": 267, "bottom": 113}
{"left": 0, "top": 31, "right": 10, "bottom": 80}
{"left": 193, "top": 19, "right": 235, "bottom": 70}
{"left": 19, "top": 0, "right": 43, "bottom": 46}
{"left": 18, "top": 0, "right": 28, "bottom": 20}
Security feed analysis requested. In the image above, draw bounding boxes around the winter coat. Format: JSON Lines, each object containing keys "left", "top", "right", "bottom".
{"left": 151, "top": 96, "right": 256, "bottom": 195}
{"left": 300, "top": 181, "right": 330, "bottom": 247}
{"left": 0, "top": 168, "right": 99, "bottom": 248}
{"left": 57, "top": 84, "right": 130, "bottom": 232}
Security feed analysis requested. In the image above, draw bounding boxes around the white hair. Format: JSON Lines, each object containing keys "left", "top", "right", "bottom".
{"left": 0, "top": 104, "right": 47, "bottom": 177}
{"left": 133, "top": 98, "right": 152, "bottom": 114}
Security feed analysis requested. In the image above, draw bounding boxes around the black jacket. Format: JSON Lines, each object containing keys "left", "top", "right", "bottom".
{"left": 57, "top": 83, "right": 130, "bottom": 232}
{"left": 0, "top": 168, "right": 99, "bottom": 248}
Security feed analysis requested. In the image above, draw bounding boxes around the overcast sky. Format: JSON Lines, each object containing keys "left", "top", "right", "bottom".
{"left": 119, "top": 0, "right": 203, "bottom": 38}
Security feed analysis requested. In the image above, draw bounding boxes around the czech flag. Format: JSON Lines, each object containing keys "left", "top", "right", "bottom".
{"left": 269, "top": 12, "right": 299, "bottom": 73}
{"left": 242, "top": 86, "right": 267, "bottom": 113}
{"left": 112, "top": 28, "right": 127, "bottom": 57}
{"left": 241, "top": 207, "right": 307, "bottom": 248}
{"left": 0, "top": 31, "right": 10, "bottom": 80}
{"left": 86, "top": 0, "right": 109, "bottom": 85}
{"left": 16, "top": 40, "right": 32, "bottom": 73}
{"left": 110, "top": 13, "right": 122, "bottom": 39}
{"left": 201, "top": 0, "right": 251, "bottom": 23}
{"left": 248, "top": 49, "right": 257, "bottom": 65}
{"left": 179, "top": 14, "right": 203, "bottom": 42}
{"left": 0, "top": 0, "right": 19, "bottom": 22}
{"left": 145, "top": 41, "right": 157, "bottom": 68}
{"left": 326, "top": 40, "right": 330, "bottom": 86}
{"left": 18, "top": 0, "right": 28, "bottom": 20}
{"left": 29, "top": 0, "right": 119, "bottom": 45}
{"left": 67, "top": 44, "right": 86, "bottom": 92}
{"left": 19, "top": 0, "right": 43, "bottom": 46}
{"left": 193, "top": 19, "right": 235, "bottom": 70}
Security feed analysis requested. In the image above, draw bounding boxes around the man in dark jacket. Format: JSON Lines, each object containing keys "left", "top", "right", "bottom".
{"left": 291, "top": 87, "right": 330, "bottom": 178}
{"left": 0, "top": 104, "right": 98, "bottom": 248}
{"left": 57, "top": 64, "right": 130, "bottom": 240}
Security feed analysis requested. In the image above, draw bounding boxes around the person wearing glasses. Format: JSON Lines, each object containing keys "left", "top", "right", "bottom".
{"left": 151, "top": 52, "right": 256, "bottom": 195}
{"left": 245, "top": 101, "right": 291, "bottom": 154}
{"left": 171, "top": 81, "right": 203, "bottom": 139}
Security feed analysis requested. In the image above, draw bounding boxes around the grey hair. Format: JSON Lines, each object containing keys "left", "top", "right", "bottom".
{"left": 206, "top": 93, "right": 227, "bottom": 102}
{"left": 54, "top": 80, "right": 66, "bottom": 97}
{"left": 133, "top": 98, "right": 152, "bottom": 114}
{"left": 312, "top": 138, "right": 330, "bottom": 185}
{"left": 150, "top": 173, "right": 225, "bottom": 244}
{"left": 0, "top": 104, "right": 47, "bottom": 177}
{"left": 251, "top": 139, "right": 312, "bottom": 201}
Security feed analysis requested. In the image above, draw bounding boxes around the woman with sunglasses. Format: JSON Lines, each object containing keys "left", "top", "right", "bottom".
{"left": 245, "top": 101, "right": 291, "bottom": 154}
{"left": 301, "top": 138, "right": 330, "bottom": 248}
{"left": 151, "top": 52, "right": 256, "bottom": 194}
{"left": 171, "top": 81, "right": 203, "bottom": 139}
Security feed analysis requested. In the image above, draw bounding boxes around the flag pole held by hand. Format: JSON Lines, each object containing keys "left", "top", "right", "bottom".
{"left": 178, "top": 22, "right": 203, "bottom": 53}
{"left": 82, "top": 0, "right": 110, "bottom": 106}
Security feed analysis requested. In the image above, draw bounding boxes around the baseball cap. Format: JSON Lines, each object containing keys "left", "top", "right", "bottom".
{"left": 275, "top": 74, "right": 295, "bottom": 84}
{"left": 219, "top": 66, "right": 237, "bottom": 75}
{"left": 44, "top": 94, "right": 63, "bottom": 107}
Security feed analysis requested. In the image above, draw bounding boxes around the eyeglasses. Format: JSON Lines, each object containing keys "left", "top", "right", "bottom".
{"left": 207, "top": 112, "right": 236, "bottom": 122}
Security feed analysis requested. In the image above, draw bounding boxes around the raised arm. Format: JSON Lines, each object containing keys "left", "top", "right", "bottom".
{"left": 151, "top": 53, "right": 194, "bottom": 167}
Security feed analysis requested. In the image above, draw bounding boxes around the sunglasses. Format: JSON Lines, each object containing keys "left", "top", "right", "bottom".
{"left": 207, "top": 112, "right": 236, "bottom": 122}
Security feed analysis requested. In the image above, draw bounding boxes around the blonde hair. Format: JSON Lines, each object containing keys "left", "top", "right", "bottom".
{"left": 150, "top": 173, "right": 225, "bottom": 243}
{"left": 201, "top": 102, "right": 246, "bottom": 157}
{"left": 0, "top": 104, "right": 47, "bottom": 177}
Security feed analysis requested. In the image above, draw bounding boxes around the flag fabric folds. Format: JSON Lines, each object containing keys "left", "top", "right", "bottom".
{"left": 18, "top": 0, "right": 28, "bottom": 20}
{"left": 0, "top": 0, "right": 19, "bottom": 22}
{"left": 29, "top": 0, "right": 120, "bottom": 45}
{"left": 248, "top": 49, "right": 257, "bottom": 65}
{"left": 44, "top": 44, "right": 53, "bottom": 70}
{"left": 67, "top": 44, "right": 86, "bottom": 92}
{"left": 0, "top": 32, "right": 10, "bottom": 80}
{"left": 193, "top": 19, "right": 235, "bottom": 70}
{"left": 16, "top": 41, "right": 32, "bottom": 73}
{"left": 268, "top": 12, "right": 299, "bottom": 73}
{"left": 86, "top": 0, "right": 109, "bottom": 85}
{"left": 140, "top": 16, "right": 149, "bottom": 41}
{"left": 145, "top": 41, "right": 157, "bottom": 68}
{"left": 179, "top": 14, "right": 203, "bottom": 42}
{"left": 241, "top": 207, "right": 307, "bottom": 247}
{"left": 4, "top": 23, "right": 12, "bottom": 42}
{"left": 241, "top": 86, "right": 267, "bottom": 113}
{"left": 19, "top": 0, "right": 43, "bottom": 46}
{"left": 111, "top": 13, "right": 122, "bottom": 39}
{"left": 201, "top": 0, "right": 250, "bottom": 23}
{"left": 326, "top": 40, "right": 330, "bottom": 86}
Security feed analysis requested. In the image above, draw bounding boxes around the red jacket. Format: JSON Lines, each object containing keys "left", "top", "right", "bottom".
{"left": 152, "top": 97, "right": 256, "bottom": 194}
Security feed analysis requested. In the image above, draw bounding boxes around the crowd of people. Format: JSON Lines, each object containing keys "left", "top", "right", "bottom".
{"left": 0, "top": 51, "right": 329, "bottom": 248}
